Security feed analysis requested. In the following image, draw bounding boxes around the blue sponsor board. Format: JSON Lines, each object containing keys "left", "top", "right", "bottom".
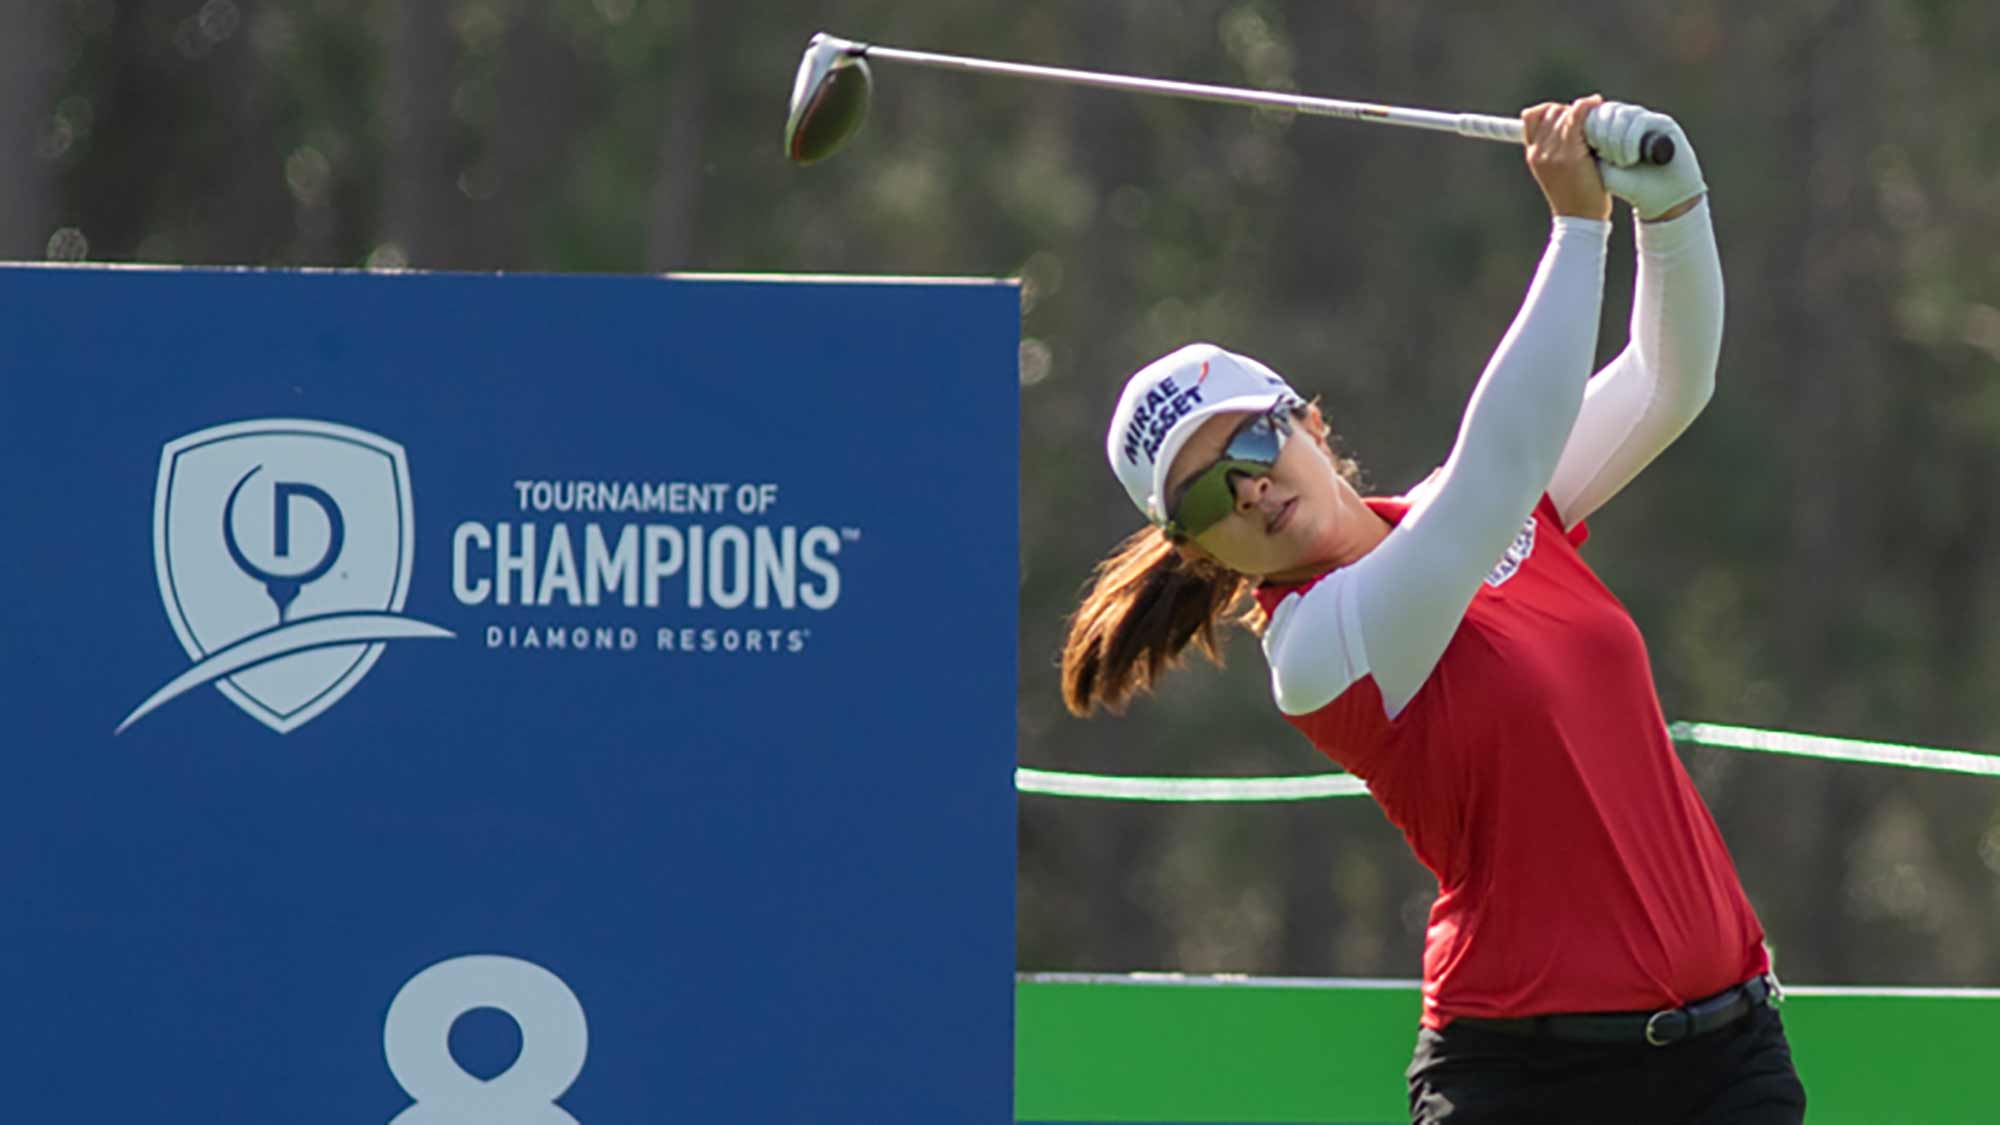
{"left": 0, "top": 266, "right": 1017, "bottom": 1123}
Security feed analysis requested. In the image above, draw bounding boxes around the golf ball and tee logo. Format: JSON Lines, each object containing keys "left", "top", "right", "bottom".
{"left": 119, "top": 419, "right": 453, "bottom": 734}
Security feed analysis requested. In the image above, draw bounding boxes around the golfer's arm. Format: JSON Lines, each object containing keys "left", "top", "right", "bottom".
{"left": 1547, "top": 197, "right": 1723, "bottom": 527}
{"left": 1268, "top": 218, "right": 1608, "bottom": 717}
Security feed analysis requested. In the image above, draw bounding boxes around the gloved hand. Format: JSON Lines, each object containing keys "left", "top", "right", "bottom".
{"left": 1587, "top": 102, "right": 1706, "bottom": 220}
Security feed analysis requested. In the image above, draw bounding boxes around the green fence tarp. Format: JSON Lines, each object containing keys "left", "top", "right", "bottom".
{"left": 1017, "top": 975, "right": 1996, "bottom": 1123}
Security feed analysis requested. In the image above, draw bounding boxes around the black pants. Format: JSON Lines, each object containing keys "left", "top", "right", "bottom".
{"left": 1407, "top": 1003, "right": 1806, "bottom": 1124}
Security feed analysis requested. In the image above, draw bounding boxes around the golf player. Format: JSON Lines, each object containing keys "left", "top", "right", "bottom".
{"left": 1063, "top": 96, "right": 1806, "bottom": 1123}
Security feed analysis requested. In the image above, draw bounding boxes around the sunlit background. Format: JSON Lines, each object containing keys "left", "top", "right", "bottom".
{"left": 7, "top": 0, "right": 2000, "bottom": 986}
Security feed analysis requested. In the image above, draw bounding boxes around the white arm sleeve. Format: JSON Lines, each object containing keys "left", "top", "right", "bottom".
{"left": 1265, "top": 217, "right": 1609, "bottom": 719}
{"left": 1547, "top": 197, "right": 1723, "bottom": 527}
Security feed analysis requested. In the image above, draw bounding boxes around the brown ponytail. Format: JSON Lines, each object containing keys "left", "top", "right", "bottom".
{"left": 1059, "top": 527, "right": 1256, "bottom": 716}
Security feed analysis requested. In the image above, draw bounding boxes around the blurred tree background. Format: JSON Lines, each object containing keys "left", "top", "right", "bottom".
{"left": 8, "top": 0, "right": 1999, "bottom": 986}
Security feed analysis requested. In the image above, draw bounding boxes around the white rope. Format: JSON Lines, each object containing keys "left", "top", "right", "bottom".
{"left": 1017, "top": 721, "right": 2000, "bottom": 802}
{"left": 1014, "top": 767, "right": 1368, "bottom": 802}
{"left": 1667, "top": 721, "right": 2000, "bottom": 778}
{"left": 1016, "top": 971, "right": 2000, "bottom": 1000}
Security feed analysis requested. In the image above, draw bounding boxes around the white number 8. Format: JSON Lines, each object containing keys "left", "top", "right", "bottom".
{"left": 384, "top": 955, "right": 588, "bottom": 1125}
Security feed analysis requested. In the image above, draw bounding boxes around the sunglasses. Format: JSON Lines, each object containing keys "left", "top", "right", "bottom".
{"left": 1162, "top": 407, "right": 1294, "bottom": 540}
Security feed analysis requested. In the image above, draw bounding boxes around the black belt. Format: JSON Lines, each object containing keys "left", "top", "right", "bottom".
{"left": 1454, "top": 974, "right": 1781, "bottom": 1047}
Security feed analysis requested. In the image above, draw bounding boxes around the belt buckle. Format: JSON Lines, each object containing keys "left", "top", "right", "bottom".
{"left": 1643, "top": 1009, "right": 1679, "bottom": 1047}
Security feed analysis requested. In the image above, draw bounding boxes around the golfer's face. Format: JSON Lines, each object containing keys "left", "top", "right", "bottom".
{"left": 1164, "top": 409, "right": 1347, "bottom": 579}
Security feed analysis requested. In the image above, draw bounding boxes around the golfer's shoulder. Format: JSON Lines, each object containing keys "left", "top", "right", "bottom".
{"left": 1260, "top": 568, "right": 1366, "bottom": 716}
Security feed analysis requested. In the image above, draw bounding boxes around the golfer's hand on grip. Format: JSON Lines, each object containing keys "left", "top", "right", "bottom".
{"left": 1522, "top": 95, "right": 1611, "bottom": 221}
{"left": 1591, "top": 102, "right": 1707, "bottom": 221}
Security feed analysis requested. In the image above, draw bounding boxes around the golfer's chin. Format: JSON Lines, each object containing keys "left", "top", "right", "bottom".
{"left": 1245, "top": 525, "right": 1336, "bottom": 586}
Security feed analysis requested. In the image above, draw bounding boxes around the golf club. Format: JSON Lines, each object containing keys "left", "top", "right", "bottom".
{"left": 786, "top": 32, "right": 1674, "bottom": 169}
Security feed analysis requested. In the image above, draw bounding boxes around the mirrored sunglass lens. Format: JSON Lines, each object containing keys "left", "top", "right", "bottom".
{"left": 1172, "top": 470, "right": 1237, "bottom": 537}
{"left": 1223, "top": 412, "right": 1286, "bottom": 464}
{"left": 1168, "top": 410, "right": 1292, "bottom": 535}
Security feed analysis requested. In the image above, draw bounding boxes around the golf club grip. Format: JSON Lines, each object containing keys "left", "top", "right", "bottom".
{"left": 1455, "top": 113, "right": 1674, "bottom": 165}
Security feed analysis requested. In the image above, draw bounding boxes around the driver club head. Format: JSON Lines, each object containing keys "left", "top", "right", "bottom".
{"left": 785, "top": 33, "right": 873, "bottom": 165}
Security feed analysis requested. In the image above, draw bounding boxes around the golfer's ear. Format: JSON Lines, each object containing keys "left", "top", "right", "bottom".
{"left": 1299, "top": 401, "right": 1330, "bottom": 439}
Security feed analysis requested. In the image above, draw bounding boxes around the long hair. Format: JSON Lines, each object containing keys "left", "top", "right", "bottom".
{"left": 1059, "top": 402, "right": 1361, "bottom": 717}
{"left": 1059, "top": 527, "right": 1253, "bottom": 716}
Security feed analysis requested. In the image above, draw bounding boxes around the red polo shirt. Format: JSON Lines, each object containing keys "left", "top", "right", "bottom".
{"left": 1253, "top": 495, "right": 1767, "bottom": 1028}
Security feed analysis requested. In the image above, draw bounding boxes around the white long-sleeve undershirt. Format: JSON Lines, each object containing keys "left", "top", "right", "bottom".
{"left": 1263, "top": 200, "right": 1723, "bottom": 721}
{"left": 1548, "top": 198, "right": 1723, "bottom": 526}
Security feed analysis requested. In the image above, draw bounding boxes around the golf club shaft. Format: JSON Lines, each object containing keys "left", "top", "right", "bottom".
{"left": 862, "top": 43, "right": 1566, "bottom": 153}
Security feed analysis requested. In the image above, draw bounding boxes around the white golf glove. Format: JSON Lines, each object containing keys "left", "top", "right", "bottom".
{"left": 1587, "top": 102, "right": 1706, "bottom": 220}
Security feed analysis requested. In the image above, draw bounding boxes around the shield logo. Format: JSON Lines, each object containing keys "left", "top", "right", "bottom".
{"left": 120, "top": 419, "right": 452, "bottom": 734}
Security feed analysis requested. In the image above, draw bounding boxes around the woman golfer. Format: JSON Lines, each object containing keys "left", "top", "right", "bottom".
{"left": 1063, "top": 96, "right": 1806, "bottom": 1123}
